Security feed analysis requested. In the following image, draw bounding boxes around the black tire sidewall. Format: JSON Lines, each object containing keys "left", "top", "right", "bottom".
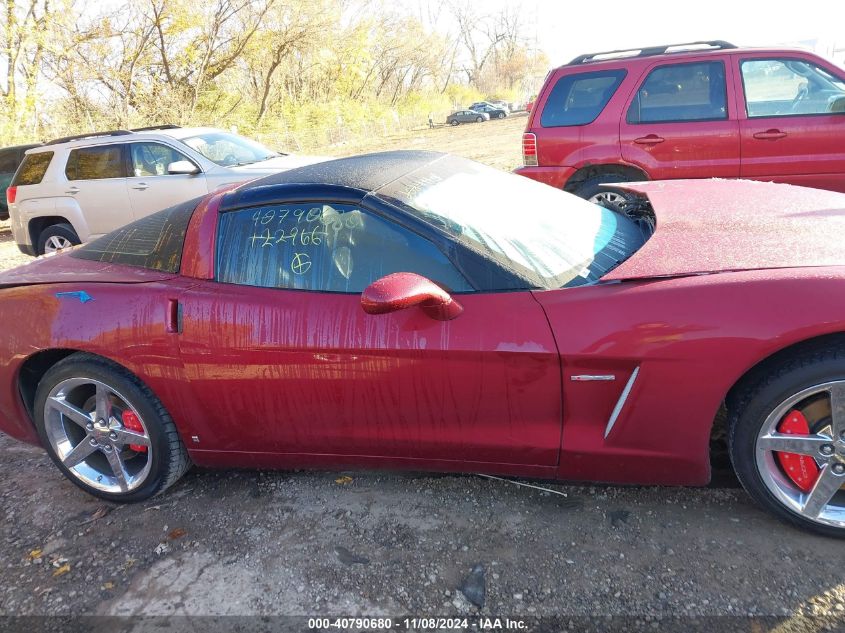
{"left": 572, "top": 175, "right": 636, "bottom": 203}
{"left": 37, "top": 223, "right": 80, "bottom": 256}
{"left": 476, "top": 117, "right": 483, "bottom": 123}
{"left": 34, "top": 356, "right": 175, "bottom": 503}
{"left": 730, "top": 356, "right": 845, "bottom": 538}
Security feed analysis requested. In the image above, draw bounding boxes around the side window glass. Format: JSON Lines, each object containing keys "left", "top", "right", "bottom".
{"left": 627, "top": 61, "right": 727, "bottom": 123}
{"left": 216, "top": 203, "right": 472, "bottom": 293}
{"left": 130, "top": 143, "right": 193, "bottom": 177}
{"left": 0, "top": 150, "right": 18, "bottom": 174}
{"left": 65, "top": 145, "right": 126, "bottom": 180}
{"left": 740, "top": 59, "right": 845, "bottom": 117}
{"left": 541, "top": 69, "right": 626, "bottom": 127}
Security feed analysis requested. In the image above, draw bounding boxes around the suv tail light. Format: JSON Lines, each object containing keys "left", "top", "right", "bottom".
{"left": 6, "top": 186, "right": 16, "bottom": 205}
{"left": 522, "top": 133, "right": 538, "bottom": 167}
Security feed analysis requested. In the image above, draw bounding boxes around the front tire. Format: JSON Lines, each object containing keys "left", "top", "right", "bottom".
{"left": 476, "top": 116, "right": 483, "bottom": 123}
{"left": 450, "top": 120, "right": 459, "bottom": 126}
{"left": 34, "top": 353, "right": 191, "bottom": 503}
{"left": 730, "top": 347, "right": 845, "bottom": 537}
{"left": 37, "top": 223, "right": 80, "bottom": 255}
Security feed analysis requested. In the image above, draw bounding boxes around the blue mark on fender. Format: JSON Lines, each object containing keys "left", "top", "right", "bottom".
{"left": 55, "top": 291, "right": 93, "bottom": 304}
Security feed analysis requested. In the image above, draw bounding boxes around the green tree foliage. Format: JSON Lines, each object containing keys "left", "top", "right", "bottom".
{"left": 0, "top": 0, "right": 548, "bottom": 149}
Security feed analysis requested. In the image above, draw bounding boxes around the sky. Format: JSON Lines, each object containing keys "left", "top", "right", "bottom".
{"left": 525, "top": 0, "right": 845, "bottom": 67}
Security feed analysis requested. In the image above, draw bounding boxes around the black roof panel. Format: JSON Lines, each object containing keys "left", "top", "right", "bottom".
{"left": 245, "top": 150, "right": 446, "bottom": 192}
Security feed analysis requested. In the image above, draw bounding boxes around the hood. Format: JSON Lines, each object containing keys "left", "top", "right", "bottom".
{"left": 601, "top": 179, "right": 845, "bottom": 281}
{"left": 226, "top": 154, "right": 330, "bottom": 173}
{"left": 0, "top": 250, "right": 175, "bottom": 289}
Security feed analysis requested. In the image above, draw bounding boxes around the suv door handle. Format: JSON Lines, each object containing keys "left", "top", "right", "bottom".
{"left": 65, "top": 186, "right": 80, "bottom": 194}
{"left": 753, "top": 129, "right": 787, "bottom": 140}
{"left": 130, "top": 182, "right": 149, "bottom": 190}
{"left": 633, "top": 134, "right": 665, "bottom": 145}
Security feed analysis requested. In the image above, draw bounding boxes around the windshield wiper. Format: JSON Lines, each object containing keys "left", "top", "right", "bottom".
{"left": 236, "top": 154, "right": 281, "bottom": 166}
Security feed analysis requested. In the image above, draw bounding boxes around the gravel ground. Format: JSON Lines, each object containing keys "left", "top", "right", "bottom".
{"left": 0, "top": 220, "right": 32, "bottom": 270}
{"left": 0, "top": 131, "right": 844, "bottom": 628}
{"left": 1, "top": 431, "right": 845, "bottom": 625}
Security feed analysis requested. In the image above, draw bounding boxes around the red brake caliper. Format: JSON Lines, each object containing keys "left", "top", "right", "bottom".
{"left": 121, "top": 410, "right": 147, "bottom": 453}
{"left": 775, "top": 410, "right": 819, "bottom": 493}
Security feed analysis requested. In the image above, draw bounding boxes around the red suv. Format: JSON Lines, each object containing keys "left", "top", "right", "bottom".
{"left": 516, "top": 40, "right": 845, "bottom": 204}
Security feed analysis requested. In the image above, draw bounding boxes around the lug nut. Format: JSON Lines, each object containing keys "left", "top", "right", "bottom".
{"left": 833, "top": 464, "right": 845, "bottom": 475}
{"left": 820, "top": 444, "right": 835, "bottom": 456}
{"left": 86, "top": 422, "right": 94, "bottom": 431}
{"left": 109, "top": 431, "right": 118, "bottom": 440}
{"left": 103, "top": 445, "right": 112, "bottom": 452}
{"left": 89, "top": 438, "right": 97, "bottom": 446}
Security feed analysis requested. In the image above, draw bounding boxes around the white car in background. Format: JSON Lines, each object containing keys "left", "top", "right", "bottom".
{"left": 6, "top": 125, "right": 324, "bottom": 255}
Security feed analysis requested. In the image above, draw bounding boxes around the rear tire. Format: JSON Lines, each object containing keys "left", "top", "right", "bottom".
{"left": 34, "top": 353, "right": 191, "bottom": 503}
{"left": 497, "top": 112, "right": 506, "bottom": 119}
{"left": 729, "top": 346, "right": 845, "bottom": 538}
{"left": 450, "top": 120, "right": 459, "bottom": 126}
{"left": 572, "top": 174, "right": 638, "bottom": 208}
{"left": 37, "top": 223, "right": 80, "bottom": 255}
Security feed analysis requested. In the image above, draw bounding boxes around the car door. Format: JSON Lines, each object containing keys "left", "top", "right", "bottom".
{"left": 126, "top": 142, "right": 208, "bottom": 218}
{"left": 176, "top": 198, "right": 562, "bottom": 468}
{"left": 63, "top": 143, "right": 132, "bottom": 237}
{"left": 734, "top": 55, "right": 845, "bottom": 192}
{"left": 620, "top": 59, "right": 741, "bottom": 179}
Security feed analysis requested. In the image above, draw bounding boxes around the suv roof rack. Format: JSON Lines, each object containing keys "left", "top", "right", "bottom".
{"left": 567, "top": 40, "right": 736, "bottom": 66}
{"left": 130, "top": 124, "right": 181, "bottom": 132}
{"left": 44, "top": 130, "right": 133, "bottom": 146}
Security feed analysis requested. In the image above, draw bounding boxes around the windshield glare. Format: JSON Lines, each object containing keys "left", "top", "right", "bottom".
{"left": 376, "top": 157, "right": 648, "bottom": 289}
{"left": 181, "top": 132, "right": 279, "bottom": 167}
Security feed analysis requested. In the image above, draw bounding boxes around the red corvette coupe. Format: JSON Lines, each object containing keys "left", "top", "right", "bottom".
{"left": 2, "top": 151, "right": 845, "bottom": 537}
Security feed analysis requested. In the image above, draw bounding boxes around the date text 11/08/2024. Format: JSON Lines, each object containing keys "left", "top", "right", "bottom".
{"left": 307, "top": 617, "right": 528, "bottom": 630}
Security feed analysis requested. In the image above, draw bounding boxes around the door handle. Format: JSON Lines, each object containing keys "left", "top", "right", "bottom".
{"left": 753, "top": 129, "right": 787, "bottom": 140}
{"left": 633, "top": 134, "right": 665, "bottom": 145}
{"left": 131, "top": 182, "right": 149, "bottom": 190}
{"left": 65, "top": 186, "right": 80, "bottom": 194}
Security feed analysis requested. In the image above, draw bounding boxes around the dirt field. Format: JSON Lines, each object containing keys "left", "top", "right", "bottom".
{"left": 1, "top": 115, "right": 844, "bottom": 628}
{"left": 319, "top": 113, "right": 527, "bottom": 171}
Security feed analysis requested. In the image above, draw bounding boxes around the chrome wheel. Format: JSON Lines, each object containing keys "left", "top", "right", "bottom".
{"left": 44, "top": 235, "right": 73, "bottom": 252}
{"left": 587, "top": 190, "right": 628, "bottom": 206}
{"left": 756, "top": 381, "right": 845, "bottom": 528}
{"left": 43, "top": 377, "right": 152, "bottom": 494}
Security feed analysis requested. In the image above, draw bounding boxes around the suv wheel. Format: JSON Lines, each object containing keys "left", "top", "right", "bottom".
{"left": 38, "top": 223, "right": 80, "bottom": 255}
{"left": 572, "top": 175, "right": 638, "bottom": 208}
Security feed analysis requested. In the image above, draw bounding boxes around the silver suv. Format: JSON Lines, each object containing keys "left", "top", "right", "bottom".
{"left": 6, "top": 125, "right": 324, "bottom": 255}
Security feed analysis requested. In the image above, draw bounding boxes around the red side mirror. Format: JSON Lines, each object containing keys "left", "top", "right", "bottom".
{"left": 361, "top": 272, "right": 463, "bottom": 321}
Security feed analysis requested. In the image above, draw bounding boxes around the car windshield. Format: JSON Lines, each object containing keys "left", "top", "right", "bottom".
{"left": 376, "top": 156, "right": 651, "bottom": 289}
{"left": 180, "top": 131, "right": 281, "bottom": 167}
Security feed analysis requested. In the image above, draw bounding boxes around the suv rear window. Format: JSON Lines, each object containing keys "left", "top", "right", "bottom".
{"left": 627, "top": 61, "right": 727, "bottom": 123}
{"left": 540, "top": 69, "right": 626, "bottom": 127}
{"left": 71, "top": 196, "right": 199, "bottom": 273}
{"left": 11, "top": 152, "right": 53, "bottom": 186}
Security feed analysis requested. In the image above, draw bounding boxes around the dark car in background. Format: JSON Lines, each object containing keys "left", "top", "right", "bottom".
{"left": 446, "top": 110, "right": 490, "bottom": 125}
{"left": 0, "top": 144, "right": 40, "bottom": 220}
{"left": 469, "top": 102, "right": 508, "bottom": 119}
